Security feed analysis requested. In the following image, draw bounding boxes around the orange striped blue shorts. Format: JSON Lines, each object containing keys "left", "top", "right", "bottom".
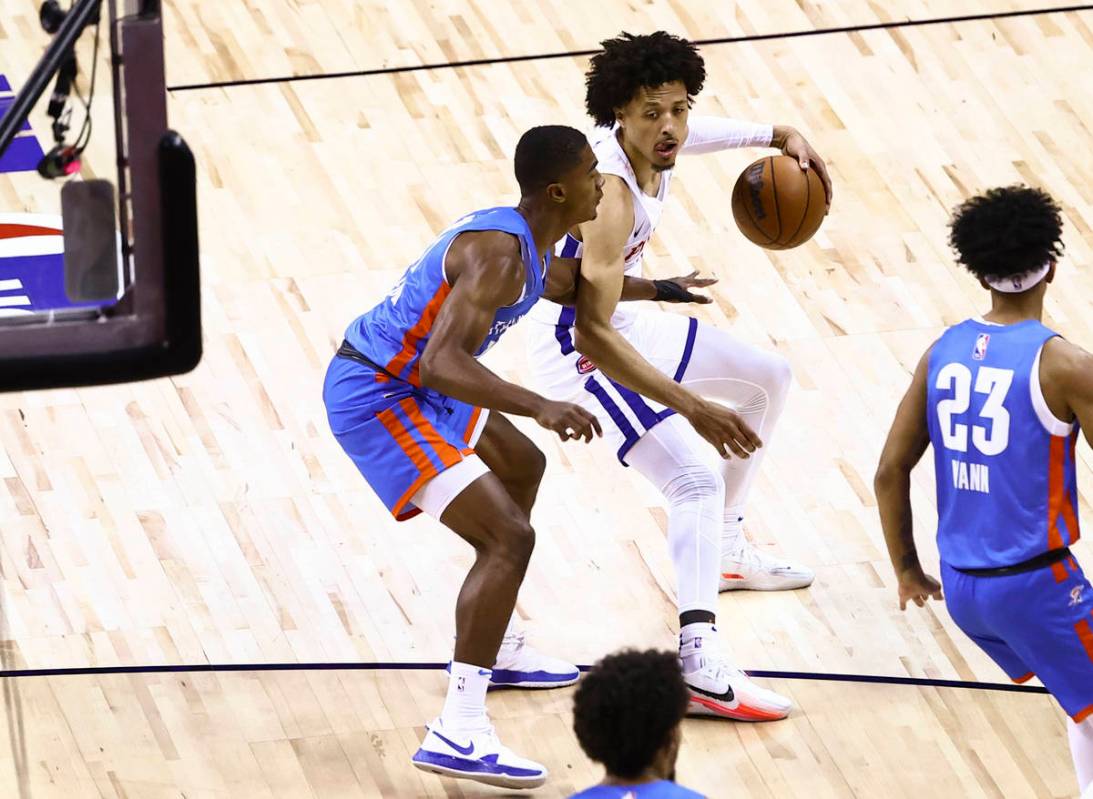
{"left": 323, "top": 354, "right": 482, "bottom": 521}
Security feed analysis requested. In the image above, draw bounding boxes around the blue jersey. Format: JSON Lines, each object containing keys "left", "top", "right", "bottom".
{"left": 926, "top": 318, "right": 1082, "bottom": 569}
{"left": 344, "top": 207, "right": 548, "bottom": 387}
{"left": 569, "top": 781, "right": 704, "bottom": 799}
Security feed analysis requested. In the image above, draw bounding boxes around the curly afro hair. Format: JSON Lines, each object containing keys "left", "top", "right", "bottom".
{"left": 585, "top": 31, "right": 706, "bottom": 127}
{"left": 572, "top": 649, "right": 689, "bottom": 780}
{"left": 948, "top": 185, "right": 1065, "bottom": 281}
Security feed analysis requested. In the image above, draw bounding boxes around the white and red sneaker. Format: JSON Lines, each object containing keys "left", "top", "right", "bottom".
{"left": 680, "top": 636, "right": 791, "bottom": 722}
{"left": 719, "top": 539, "right": 814, "bottom": 592}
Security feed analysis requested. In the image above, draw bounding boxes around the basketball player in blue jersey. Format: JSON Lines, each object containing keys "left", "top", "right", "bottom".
{"left": 876, "top": 186, "right": 1093, "bottom": 798}
{"left": 525, "top": 31, "right": 831, "bottom": 722}
{"left": 323, "top": 126, "right": 755, "bottom": 789}
{"left": 570, "top": 650, "right": 704, "bottom": 798}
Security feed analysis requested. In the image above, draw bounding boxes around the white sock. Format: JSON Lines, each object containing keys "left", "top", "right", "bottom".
{"left": 722, "top": 506, "right": 745, "bottom": 556}
{"left": 441, "top": 661, "right": 491, "bottom": 732}
{"left": 679, "top": 622, "right": 717, "bottom": 673}
{"left": 1069, "top": 716, "right": 1093, "bottom": 795}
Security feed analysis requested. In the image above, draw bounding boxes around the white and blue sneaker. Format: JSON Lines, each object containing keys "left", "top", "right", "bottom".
{"left": 489, "top": 629, "right": 580, "bottom": 689}
{"left": 411, "top": 718, "right": 548, "bottom": 789}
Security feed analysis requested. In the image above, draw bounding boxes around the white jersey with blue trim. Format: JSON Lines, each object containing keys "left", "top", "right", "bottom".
{"left": 525, "top": 116, "right": 772, "bottom": 332}
{"left": 522, "top": 117, "right": 775, "bottom": 464}
{"left": 526, "top": 122, "right": 665, "bottom": 332}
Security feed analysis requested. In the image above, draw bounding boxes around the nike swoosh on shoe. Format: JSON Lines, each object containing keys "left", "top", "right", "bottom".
{"left": 432, "top": 731, "right": 475, "bottom": 756}
{"left": 687, "top": 684, "right": 736, "bottom": 703}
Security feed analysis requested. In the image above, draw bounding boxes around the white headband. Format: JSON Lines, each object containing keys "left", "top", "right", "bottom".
{"left": 985, "top": 261, "right": 1052, "bottom": 293}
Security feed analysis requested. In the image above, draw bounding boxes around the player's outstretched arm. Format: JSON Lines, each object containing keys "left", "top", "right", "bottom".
{"left": 679, "top": 115, "right": 773, "bottom": 154}
{"left": 570, "top": 177, "right": 759, "bottom": 459}
{"left": 544, "top": 256, "right": 715, "bottom": 305}
{"left": 419, "top": 232, "right": 601, "bottom": 443}
{"left": 680, "top": 116, "right": 832, "bottom": 207}
{"left": 874, "top": 348, "right": 943, "bottom": 610}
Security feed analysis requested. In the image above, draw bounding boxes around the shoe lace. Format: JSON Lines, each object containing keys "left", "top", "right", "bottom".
{"left": 701, "top": 644, "right": 743, "bottom": 683}
{"left": 501, "top": 629, "right": 526, "bottom": 649}
{"left": 728, "top": 540, "right": 788, "bottom": 571}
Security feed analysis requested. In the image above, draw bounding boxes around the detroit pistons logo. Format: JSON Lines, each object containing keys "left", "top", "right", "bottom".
{"left": 576, "top": 355, "right": 597, "bottom": 375}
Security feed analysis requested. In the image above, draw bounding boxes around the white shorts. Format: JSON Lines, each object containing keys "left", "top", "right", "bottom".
{"left": 525, "top": 309, "right": 697, "bottom": 465}
{"left": 410, "top": 453, "right": 490, "bottom": 519}
{"left": 408, "top": 409, "right": 490, "bottom": 519}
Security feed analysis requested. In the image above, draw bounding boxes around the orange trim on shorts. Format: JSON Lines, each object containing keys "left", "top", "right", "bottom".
{"left": 374, "top": 394, "right": 473, "bottom": 520}
{"left": 376, "top": 408, "right": 433, "bottom": 474}
{"left": 385, "top": 282, "right": 452, "bottom": 385}
{"left": 1053, "top": 561, "right": 1070, "bottom": 582}
{"left": 377, "top": 399, "right": 468, "bottom": 520}
{"left": 376, "top": 407, "right": 441, "bottom": 520}
{"left": 1076, "top": 619, "right": 1093, "bottom": 664}
{"left": 1074, "top": 705, "right": 1093, "bottom": 723}
{"left": 463, "top": 406, "right": 483, "bottom": 444}
{"left": 398, "top": 398, "right": 462, "bottom": 469}
{"left": 1012, "top": 672, "right": 1035, "bottom": 684}
{"left": 392, "top": 468, "right": 439, "bottom": 521}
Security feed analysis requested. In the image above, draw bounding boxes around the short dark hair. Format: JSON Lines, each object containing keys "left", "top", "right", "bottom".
{"left": 514, "top": 125, "right": 587, "bottom": 195}
{"left": 585, "top": 31, "right": 707, "bottom": 127}
{"left": 572, "top": 649, "right": 689, "bottom": 780}
{"left": 948, "top": 185, "right": 1065, "bottom": 281}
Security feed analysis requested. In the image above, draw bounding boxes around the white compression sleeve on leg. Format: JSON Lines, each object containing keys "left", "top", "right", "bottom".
{"left": 676, "top": 322, "right": 792, "bottom": 551}
{"left": 626, "top": 414, "right": 725, "bottom": 615}
{"left": 1070, "top": 717, "right": 1093, "bottom": 795}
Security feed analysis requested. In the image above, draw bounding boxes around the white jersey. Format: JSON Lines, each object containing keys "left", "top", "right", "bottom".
{"left": 523, "top": 116, "right": 775, "bottom": 462}
{"left": 525, "top": 116, "right": 772, "bottom": 332}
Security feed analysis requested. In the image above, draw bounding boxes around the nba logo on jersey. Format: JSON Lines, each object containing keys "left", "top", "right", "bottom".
{"left": 1071, "top": 585, "right": 1085, "bottom": 607}
{"left": 972, "top": 333, "right": 990, "bottom": 361}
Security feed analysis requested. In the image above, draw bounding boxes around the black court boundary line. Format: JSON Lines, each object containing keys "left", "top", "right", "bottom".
{"left": 0, "top": 661, "right": 1049, "bottom": 695}
{"left": 167, "top": 4, "right": 1093, "bottom": 93}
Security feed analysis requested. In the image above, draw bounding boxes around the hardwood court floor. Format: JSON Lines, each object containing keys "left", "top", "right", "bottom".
{"left": 0, "top": 2, "right": 1092, "bottom": 797}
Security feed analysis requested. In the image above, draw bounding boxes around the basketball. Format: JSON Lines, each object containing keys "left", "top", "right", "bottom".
{"left": 731, "top": 155, "right": 827, "bottom": 249}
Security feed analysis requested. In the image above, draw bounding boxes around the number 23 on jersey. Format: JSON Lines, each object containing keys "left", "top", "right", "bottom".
{"left": 935, "top": 363, "right": 1014, "bottom": 456}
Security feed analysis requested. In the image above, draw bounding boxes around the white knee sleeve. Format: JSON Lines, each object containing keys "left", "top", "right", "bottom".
{"left": 1070, "top": 716, "right": 1093, "bottom": 794}
{"left": 679, "top": 323, "right": 792, "bottom": 519}
{"left": 627, "top": 415, "right": 724, "bottom": 615}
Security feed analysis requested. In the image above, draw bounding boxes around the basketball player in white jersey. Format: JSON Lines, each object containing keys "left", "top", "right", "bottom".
{"left": 526, "top": 32, "right": 832, "bottom": 719}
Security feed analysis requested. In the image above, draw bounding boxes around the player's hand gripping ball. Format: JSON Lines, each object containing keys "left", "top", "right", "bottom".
{"left": 731, "top": 155, "right": 827, "bottom": 249}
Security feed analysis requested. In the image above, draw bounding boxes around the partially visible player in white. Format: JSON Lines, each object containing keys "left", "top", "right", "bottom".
{"left": 526, "top": 32, "right": 832, "bottom": 720}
